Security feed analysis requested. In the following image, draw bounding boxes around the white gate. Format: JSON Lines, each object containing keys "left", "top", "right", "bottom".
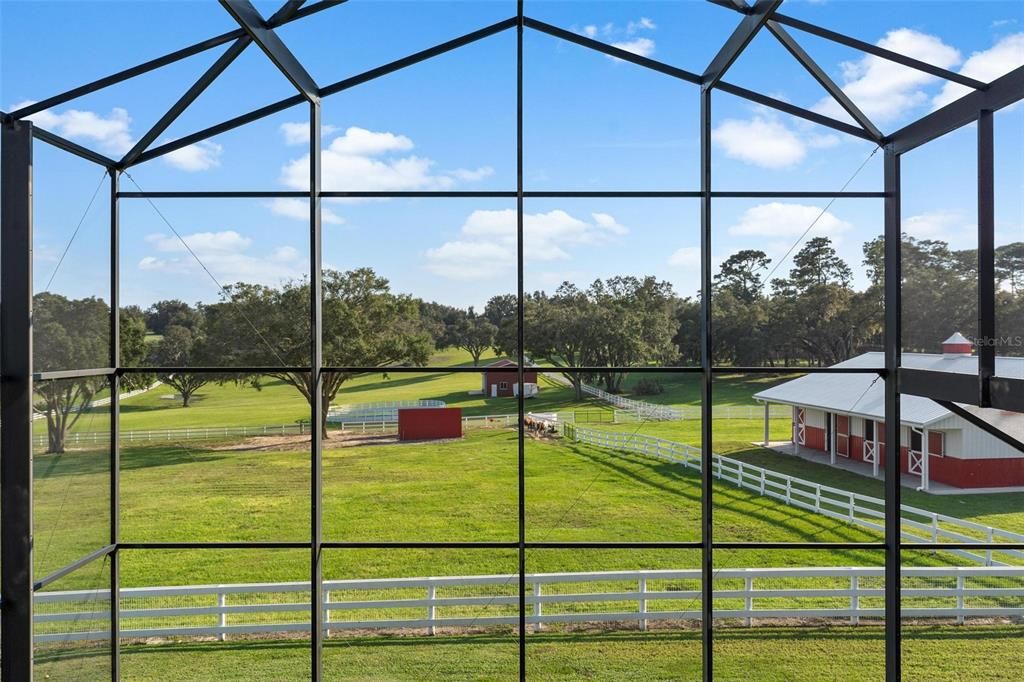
{"left": 795, "top": 408, "right": 806, "bottom": 446}
{"left": 863, "top": 439, "right": 877, "bottom": 464}
{"left": 908, "top": 427, "right": 925, "bottom": 476}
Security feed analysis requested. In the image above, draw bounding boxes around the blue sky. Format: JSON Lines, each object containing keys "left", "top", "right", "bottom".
{"left": 2, "top": 0, "right": 1022, "bottom": 311}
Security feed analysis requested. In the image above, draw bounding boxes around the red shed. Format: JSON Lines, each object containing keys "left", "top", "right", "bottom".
{"left": 398, "top": 407, "right": 463, "bottom": 441}
{"left": 481, "top": 359, "right": 539, "bottom": 398}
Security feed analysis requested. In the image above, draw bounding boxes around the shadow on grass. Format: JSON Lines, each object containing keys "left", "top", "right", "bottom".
{"left": 35, "top": 444, "right": 236, "bottom": 480}
{"left": 554, "top": 442, "right": 877, "bottom": 545}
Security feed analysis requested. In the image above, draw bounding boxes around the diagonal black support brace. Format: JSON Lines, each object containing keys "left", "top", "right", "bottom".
{"left": 767, "top": 21, "right": 883, "bottom": 142}
{"left": 220, "top": 0, "right": 320, "bottom": 102}
{"left": 703, "top": 0, "right": 783, "bottom": 89}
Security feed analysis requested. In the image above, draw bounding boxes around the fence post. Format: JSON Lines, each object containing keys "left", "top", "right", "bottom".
{"left": 218, "top": 590, "right": 227, "bottom": 642}
{"left": 737, "top": 461, "right": 744, "bottom": 488}
{"left": 427, "top": 584, "right": 436, "bottom": 636}
{"left": 815, "top": 484, "right": 821, "bottom": 512}
{"left": 760, "top": 469, "right": 766, "bottom": 495}
{"left": 744, "top": 575, "right": 753, "bottom": 627}
{"left": 986, "top": 528, "right": 994, "bottom": 566}
{"left": 324, "top": 589, "right": 331, "bottom": 638}
{"left": 848, "top": 493, "right": 856, "bottom": 522}
{"left": 638, "top": 578, "right": 647, "bottom": 632}
{"left": 785, "top": 478, "right": 792, "bottom": 505}
{"left": 534, "top": 582, "right": 543, "bottom": 631}
{"left": 931, "top": 513, "right": 939, "bottom": 543}
{"left": 850, "top": 574, "right": 859, "bottom": 625}
{"left": 956, "top": 574, "right": 965, "bottom": 625}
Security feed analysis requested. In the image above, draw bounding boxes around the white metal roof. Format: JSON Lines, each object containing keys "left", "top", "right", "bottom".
{"left": 753, "top": 352, "right": 1024, "bottom": 427}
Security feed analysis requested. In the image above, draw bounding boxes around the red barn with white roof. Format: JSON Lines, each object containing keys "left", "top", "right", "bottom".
{"left": 754, "top": 333, "right": 1024, "bottom": 491}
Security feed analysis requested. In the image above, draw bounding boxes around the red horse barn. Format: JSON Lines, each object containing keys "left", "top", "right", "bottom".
{"left": 481, "top": 359, "right": 539, "bottom": 398}
{"left": 754, "top": 333, "right": 1024, "bottom": 491}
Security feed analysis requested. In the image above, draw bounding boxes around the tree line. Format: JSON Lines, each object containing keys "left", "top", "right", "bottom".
{"left": 32, "top": 236, "right": 1023, "bottom": 452}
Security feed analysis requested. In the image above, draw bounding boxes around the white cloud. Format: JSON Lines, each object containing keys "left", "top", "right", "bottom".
{"left": 627, "top": 17, "right": 656, "bottom": 35}
{"left": 145, "top": 230, "right": 251, "bottom": 254}
{"left": 611, "top": 38, "right": 656, "bottom": 58}
{"left": 329, "top": 127, "right": 413, "bottom": 155}
{"left": 266, "top": 198, "right": 345, "bottom": 225}
{"left": 162, "top": 140, "right": 222, "bottom": 171}
{"left": 425, "top": 209, "right": 629, "bottom": 280}
{"left": 572, "top": 17, "right": 657, "bottom": 59}
{"left": 813, "top": 29, "right": 961, "bottom": 123}
{"left": 903, "top": 211, "right": 964, "bottom": 240}
{"left": 933, "top": 33, "right": 1024, "bottom": 108}
{"left": 139, "top": 230, "right": 302, "bottom": 285}
{"left": 668, "top": 246, "right": 700, "bottom": 267}
{"left": 726, "top": 203, "right": 852, "bottom": 238}
{"left": 280, "top": 121, "right": 341, "bottom": 145}
{"left": 448, "top": 166, "right": 495, "bottom": 182}
{"left": 713, "top": 116, "right": 807, "bottom": 168}
{"left": 280, "top": 126, "right": 489, "bottom": 193}
{"left": 13, "top": 101, "right": 134, "bottom": 154}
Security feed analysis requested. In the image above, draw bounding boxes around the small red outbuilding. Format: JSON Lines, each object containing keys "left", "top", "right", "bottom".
{"left": 398, "top": 407, "right": 463, "bottom": 441}
{"left": 481, "top": 359, "right": 539, "bottom": 398}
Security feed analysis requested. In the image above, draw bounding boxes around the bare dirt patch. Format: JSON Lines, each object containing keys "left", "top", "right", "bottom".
{"left": 209, "top": 432, "right": 399, "bottom": 452}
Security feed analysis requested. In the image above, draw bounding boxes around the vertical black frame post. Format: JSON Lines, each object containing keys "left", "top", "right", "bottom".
{"left": 309, "top": 98, "right": 324, "bottom": 681}
{"left": 699, "top": 87, "right": 713, "bottom": 682}
{"left": 882, "top": 146, "right": 902, "bottom": 682}
{"left": 977, "top": 110, "right": 995, "bottom": 406}
{"left": 109, "top": 168, "right": 121, "bottom": 680}
{"left": 515, "top": 2, "right": 527, "bottom": 679}
{"left": 1, "top": 118, "right": 35, "bottom": 682}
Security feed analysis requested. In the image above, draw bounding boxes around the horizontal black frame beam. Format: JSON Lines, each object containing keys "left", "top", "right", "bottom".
{"left": 33, "top": 544, "right": 115, "bottom": 592}
{"left": 116, "top": 541, "right": 899, "bottom": 551}
{"left": 112, "top": 365, "right": 888, "bottom": 375}
{"left": 990, "top": 377, "right": 1024, "bottom": 413}
{"left": 888, "top": 65, "right": 1024, "bottom": 154}
{"left": 116, "top": 190, "right": 887, "bottom": 199}
{"left": 34, "top": 367, "right": 115, "bottom": 381}
{"left": 898, "top": 368, "right": 977, "bottom": 404}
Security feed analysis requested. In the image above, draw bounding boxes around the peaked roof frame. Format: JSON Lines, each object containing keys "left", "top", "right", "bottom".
{"left": 2, "top": 2, "right": 1023, "bottom": 682}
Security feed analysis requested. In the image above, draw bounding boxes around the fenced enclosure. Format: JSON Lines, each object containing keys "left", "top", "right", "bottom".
{"left": 34, "top": 566, "right": 1024, "bottom": 644}
{"left": 564, "top": 425, "right": 1024, "bottom": 566}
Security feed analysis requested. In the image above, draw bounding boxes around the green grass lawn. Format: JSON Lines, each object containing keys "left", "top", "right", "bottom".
{"left": 33, "top": 625, "right": 1024, "bottom": 681}
{"left": 29, "top": 367, "right": 1024, "bottom": 678}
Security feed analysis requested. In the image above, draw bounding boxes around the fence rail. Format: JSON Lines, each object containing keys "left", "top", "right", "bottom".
{"left": 565, "top": 425, "right": 1024, "bottom": 566}
{"left": 580, "top": 383, "right": 683, "bottom": 421}
{"left": 33, "top": 565, "right": 1024, "bottom": 644}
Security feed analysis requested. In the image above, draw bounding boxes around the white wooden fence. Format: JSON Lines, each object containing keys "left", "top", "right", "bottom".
{"left": 33, "top": 566, "right": 1024, "bottom": 644}
{"left": 580, "top": 383, "right": 683, "bottom": 421}
{"left": 564, "top": 425, "right": 1024, "bottom": 566}
{"left": 327, "top": 400, "right": 446, "bottom": 423}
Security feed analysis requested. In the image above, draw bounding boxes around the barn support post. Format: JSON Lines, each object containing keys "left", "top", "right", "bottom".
{"left": 1, "top": 118, "right": 35, "bottom": 682}
{"left": 763, "top": 403, "right": 769, "bottom": 446}
{"left": 922, "top": 428, "right": 930, "bottom": 492}
{"left": 873, "top": 428, "right": 880, "bottom": 479}
{"left": 830, "top": 413, "right": 836, "bottom": 465}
